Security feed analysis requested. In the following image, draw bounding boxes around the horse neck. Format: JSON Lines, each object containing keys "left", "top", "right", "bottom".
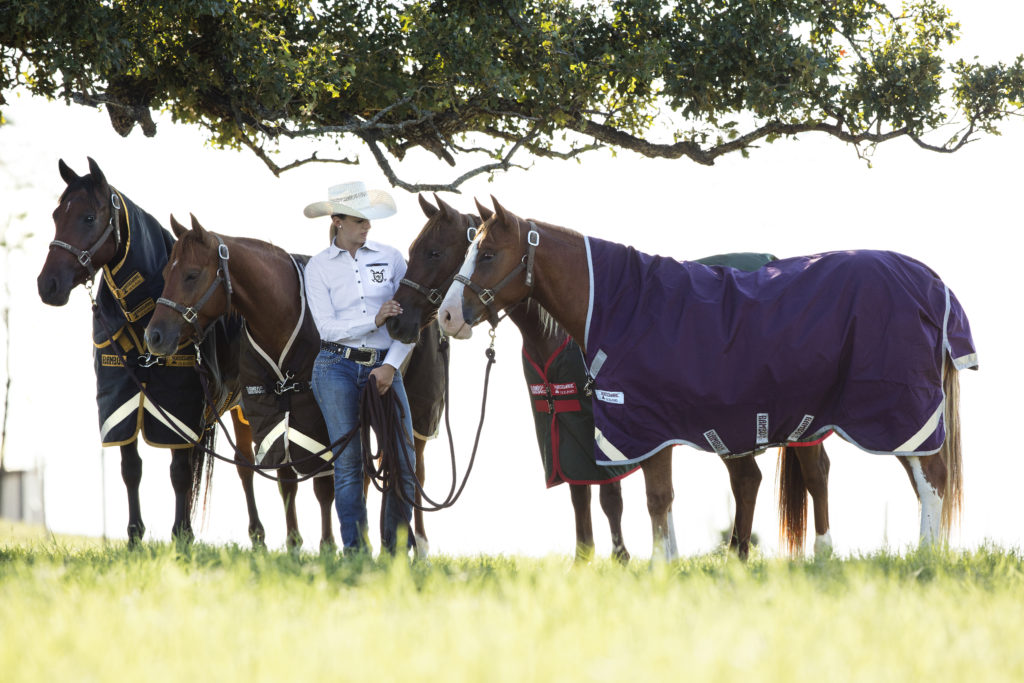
{"left": 525, "top": 223, "right": 589, "bottom": 350}
{"left": 218, "top": 235, "right": 301, "bottom": 355}
{"left": 507, "top": 300, "right": 569, "bottom": 364}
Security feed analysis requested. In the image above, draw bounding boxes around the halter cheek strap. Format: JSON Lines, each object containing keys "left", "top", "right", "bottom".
{"left": 155, "top": 235, "right": 233, "bottom": 342}
{"left": 49, "top": 191, "right": 123, "bottom": 282}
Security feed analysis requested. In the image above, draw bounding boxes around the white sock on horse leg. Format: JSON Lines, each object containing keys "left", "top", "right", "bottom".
{"left": 908, "top": 456, "right": 942, "bottom": 546}
{"left": 814, "top": 531, "right": 833, "bottom": 557}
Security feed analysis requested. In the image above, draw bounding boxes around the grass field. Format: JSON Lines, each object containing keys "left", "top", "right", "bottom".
{"left": 2, "top": 522, "right": 1022, "bottom": 682}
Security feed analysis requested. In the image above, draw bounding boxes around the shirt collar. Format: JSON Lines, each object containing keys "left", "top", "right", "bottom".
{"left": 327, "top": 239, "right": 384, "bottom": 259}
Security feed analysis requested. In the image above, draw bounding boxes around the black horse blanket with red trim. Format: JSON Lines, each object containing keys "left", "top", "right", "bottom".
{"left": 583, "top": 238, "right": 977, "bottom": 465}
{"left": 93, "top": 193, "right": 240, "bottom": 448}
{"left": 523, "top": 337, "right": 637, "bottom": 487}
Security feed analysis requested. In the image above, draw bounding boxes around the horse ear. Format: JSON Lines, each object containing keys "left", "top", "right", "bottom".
{"left": 58, "top": 159, "right": 79, "bottom": 185}
{"left": 418, "top": 193, "right": 439, "bottom": 218}
{"left": 474, "top": 197, "right": 491, "bottom": 220}
{"left": 435, "top": 194, "right": 459, "bottom": 220}
{"left": 490, "top": 196, "right": 516, "bottom": 231}
{"left": 86, "top": 157, "right": 107, "bottom": 188}
{"left": 169, "top": 214, "right": 188, "bottom": 239}
{"left": 189, "top": 213, "right": 208, "bottom": 240}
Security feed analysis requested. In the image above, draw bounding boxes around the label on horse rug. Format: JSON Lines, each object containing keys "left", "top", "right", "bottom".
{"left": 92, "top": 197, "right": 242, "bottom": 448}
{"left": 522, "top": 337, "right": 638, "bottom": 487}
{"left": 583, "top": 237, "right": 978, "bottom": 464}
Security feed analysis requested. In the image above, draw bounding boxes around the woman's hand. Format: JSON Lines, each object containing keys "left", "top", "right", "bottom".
{"left": 370, "top": 363, "right": 396, "bottom": 395}
{"left": 375, "top": 299, "right": 403, "bottom": 328}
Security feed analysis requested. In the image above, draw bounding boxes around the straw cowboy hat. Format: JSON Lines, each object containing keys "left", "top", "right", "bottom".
{"left": 303, "top": 181, "right": 397, "bottom": 220}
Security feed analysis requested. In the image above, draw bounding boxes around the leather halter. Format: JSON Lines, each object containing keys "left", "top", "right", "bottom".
{"left": 155, "top": 234, "right": 234, "bottom": 342}
{"left": 455, "top": 221, "right": 540, "bottom": 327}
{"left": 49, "top": 191, "right": 123, "bottom": 282}
{"left": 399, "top": 220, "right": 481, "bottom": 306}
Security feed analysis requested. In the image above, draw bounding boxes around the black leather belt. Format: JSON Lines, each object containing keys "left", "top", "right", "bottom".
{"left": 320, "top": 340, "right": 383, "bottom": 366}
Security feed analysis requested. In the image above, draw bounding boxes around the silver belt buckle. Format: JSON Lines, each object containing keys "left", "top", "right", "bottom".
{"left": 355, "top": 347, "right": 378, "bottom": 366}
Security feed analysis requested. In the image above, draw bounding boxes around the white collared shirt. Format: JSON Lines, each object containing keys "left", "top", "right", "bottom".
{"left": 305, "top": 238, "right": 413, "bottom": 370}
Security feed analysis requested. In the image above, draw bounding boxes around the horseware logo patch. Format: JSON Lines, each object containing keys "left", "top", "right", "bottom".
{"left": 787, "top": 414, "right": 815, "bottom": 441}
{"left": 704, "top": 429, "right": 729, "bottom": 455}
{"left": 756, "top": 413, "right": 769, "bottom": 444}
{"left": 530, "top": 382, "right": 578, "bottom": 396}
{"left": 595, "top": 390, "right": 624, "bottom": 404}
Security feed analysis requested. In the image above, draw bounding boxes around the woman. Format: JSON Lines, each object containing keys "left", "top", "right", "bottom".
{"left": 304, "top": 181, "right": 417, "bottom": 556}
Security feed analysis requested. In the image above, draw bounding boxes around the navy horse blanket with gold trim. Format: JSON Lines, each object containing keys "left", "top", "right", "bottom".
{"left": 93, "top": 192, "right": 240, "bottom": 448}
{"left": 583, "top": 237, "right": 977, "bottom": 465}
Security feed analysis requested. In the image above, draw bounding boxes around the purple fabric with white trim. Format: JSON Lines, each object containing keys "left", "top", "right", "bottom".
{"left": 583, "top": 237, "right": 977, "bottom": 465}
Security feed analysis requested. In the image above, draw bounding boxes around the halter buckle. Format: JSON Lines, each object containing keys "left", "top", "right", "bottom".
{"left": 427, "top": 290, "right": 443, "bottom": 306}
{"left": 182, "top": 307, "right": 198, "bottom": 324}
{"left": 467, "top": 227, "right": 478, "bottom": 243}
{"left": 218, "top": 243, "right": 230, "bottom": 260}
{"left": 110, "top": 192, "right": 123, "bottom": 211}
{"left": 77, "top": 251, "right": 93, "bottom": 268}
{"left": 527, "top": 230, "right": 540, "bottom": 247}
{"left": 479, "top": 289, "right": 495, "bottom": 306}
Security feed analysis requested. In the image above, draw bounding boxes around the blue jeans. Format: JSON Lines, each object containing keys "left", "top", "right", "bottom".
{"left": 311, "top": 350, "right": 417, "bottom": 554}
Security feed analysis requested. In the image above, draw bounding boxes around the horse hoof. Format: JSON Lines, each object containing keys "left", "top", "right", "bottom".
{"left": 319, "top": 539, "right": 338, "bottom": 555}
{"left": 250, "top": 525, "right": 267, "bottom": 548}
{"left": 612, "top": 547, "right": 631, "bottom": 565}
{"left": 126, "top": 523, "right": 146, "bottom": 546}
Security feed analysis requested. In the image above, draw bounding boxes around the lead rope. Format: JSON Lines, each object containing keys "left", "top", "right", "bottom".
{"left": 361, "top": 328, "right": 497, "bottom": 511}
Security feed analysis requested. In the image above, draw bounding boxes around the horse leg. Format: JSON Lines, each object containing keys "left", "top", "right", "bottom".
{"left": 279, "top": 465, "right": 302, "bottom": 549}
{"left": 313, "top": 473, "right": 336, "bottom": 552}
{"left": 413, "top": 436, "right": 429, "bottom": 557}
{"left": 794, "top": 444, "right": 832, "bottom": 556}
{"left": 599, "top": 480, "right": 630, "bottom": 563}
{"left": 119, "top": 442, "right": 146, "bottom": 545}
{"left": 720, "top": 454, "right": 761, "bottom": 561}
{"left": 641, "top": 447, "right": 676, "bottom": 562}
{"left": 568, "top": 483, "right": 596, "bottom": 562}
{"left": 229, "top": 410, "right": 265, "bottom": 548}
{"left": 168, "top": 446, "right": 196, "bottom": 541}
{"left": 896, "top": 454, "right": 946, "bottom": 547}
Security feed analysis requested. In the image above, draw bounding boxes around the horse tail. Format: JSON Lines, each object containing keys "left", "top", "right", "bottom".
{"left": 189, "top": 425, "right": 217, "bottom": 528}
{"left": 776, "top": 446, "right": 807, "bottom": 557}
{"left": 940, "top": 363, "right": 963, "bottom": 535}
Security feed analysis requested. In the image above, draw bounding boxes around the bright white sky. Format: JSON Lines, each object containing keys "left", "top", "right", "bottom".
{"left": 1, "top": 0, "right": 1022, "bottom": 558}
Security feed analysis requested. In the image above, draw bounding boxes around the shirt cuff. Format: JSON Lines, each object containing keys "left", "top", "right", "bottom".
{"left": 383, "top": 340, "right": 415, "bottom": 371}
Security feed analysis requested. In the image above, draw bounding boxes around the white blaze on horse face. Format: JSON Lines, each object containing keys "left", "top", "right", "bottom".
{"left": 908, "top": 456, "right": 943, "bottom": 546}
{"left": 438, "top": 240, "right": 478, "bottom": 339}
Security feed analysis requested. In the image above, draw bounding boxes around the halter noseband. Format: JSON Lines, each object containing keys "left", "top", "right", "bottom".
{"left": 455, "top": 221, "right": 540, "bottom": 327}
{"left": 49, "top": 191, "right": 124, "bottom": 282}
{"left": 155, "top": 235, "right": 234, "bottom": 342}
{"left": 399, "top": 220, "right": 482, "bottom": 306}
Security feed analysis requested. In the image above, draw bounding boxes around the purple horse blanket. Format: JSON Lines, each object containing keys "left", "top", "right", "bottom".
{"left": 583, "top": 237, "right": 977, "bottom": 465}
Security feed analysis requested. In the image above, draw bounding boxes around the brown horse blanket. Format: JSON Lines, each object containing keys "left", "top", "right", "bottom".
{"left": 240, "top": 256, "right": 445, "bottom": 472}
{"left": 583, "top": 237, "right": 978, "bottom": 464}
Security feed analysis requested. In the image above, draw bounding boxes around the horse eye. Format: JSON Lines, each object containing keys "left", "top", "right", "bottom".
{"left": 480, "top": 250, "right": 495, "bottom": 262}
{"left": 83, "top": 215, "right": 96, "bottom": 224}
{"left": 429, "top": 250, "right": 442, "bottom": 259}
{"left": 184, "top": 271, "right": 199, "bottom": 283}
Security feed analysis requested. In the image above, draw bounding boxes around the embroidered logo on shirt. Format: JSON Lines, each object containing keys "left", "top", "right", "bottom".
{"left": 367, "top": 262, "right": 389, "bottom": 284}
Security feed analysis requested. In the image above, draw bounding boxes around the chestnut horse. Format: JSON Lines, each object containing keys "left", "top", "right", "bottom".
{"left": 388, "top": 195, "right": 772, "bottom": 561}
{"left": 36, "top": 157, "right": 263, "bottom": 544}
{"left": 440, "top": 198, "right": 973, "bottom": 554}
{"left": 144, "top": 215, "right": 444, "bottom": 553}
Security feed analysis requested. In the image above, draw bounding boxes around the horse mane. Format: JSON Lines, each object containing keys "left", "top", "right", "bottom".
{"left": 526, "top": 299, "right": 563, "bottom": 339}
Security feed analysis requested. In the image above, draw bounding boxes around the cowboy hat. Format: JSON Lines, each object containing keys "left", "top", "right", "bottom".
{"left": 303, "top": 181, "right": 397, "bottom": 220}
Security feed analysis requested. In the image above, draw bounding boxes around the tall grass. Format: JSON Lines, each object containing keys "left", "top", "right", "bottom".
{"left": 2, "top": 525, "right": 1022, "bottom": 681}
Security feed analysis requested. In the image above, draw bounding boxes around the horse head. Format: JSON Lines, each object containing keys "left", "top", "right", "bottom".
{"left": 386, "top": 193, "right": 487, "bottom": 344}
{"left": 37, "top": 157, "right": 124, "bottom": 305}
{"left": 145, "top": 214, "right": 230, "bottom": 356}
{"left": 438, "top": 196, "right": 535, "bottom": 339}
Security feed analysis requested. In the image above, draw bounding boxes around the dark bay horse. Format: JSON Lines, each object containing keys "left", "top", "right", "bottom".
{"left": 143, "top": 215, "right": 445, "bottom": 554}
{"left": 440, "top": 198, "right": 974, "bottom": 553}
{"left": 36, "top": 158, "right": 263, "bottom": 544}
{"left": 388, "top": 195, "right": 768, "bottom": 561}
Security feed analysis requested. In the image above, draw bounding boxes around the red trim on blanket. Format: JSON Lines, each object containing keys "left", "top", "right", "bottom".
{"left": 787, "top": 429, "right": 834, "bottom": 447}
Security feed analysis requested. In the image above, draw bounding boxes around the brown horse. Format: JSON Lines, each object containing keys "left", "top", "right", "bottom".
{"left": 387, "top": 195, "right": 768, "bottom": 561}
{"left": 440, "top": 197, "right": 970, "bottom": 554}
{"left": 143, "top": 215, "right": 444, "bottom": 553}
{"left": 36, "top": 157, "right": 264, "bottom": 545}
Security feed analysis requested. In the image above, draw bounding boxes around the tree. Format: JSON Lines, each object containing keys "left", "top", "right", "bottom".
{"left": 1, "top": 0, "right": 1021, "bottom": 191}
